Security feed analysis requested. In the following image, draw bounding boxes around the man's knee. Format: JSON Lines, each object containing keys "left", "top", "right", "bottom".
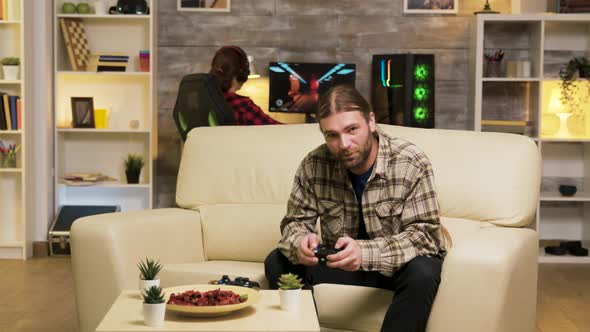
{"left": 264, "top": 248, "right": 293, "bottom": 289}
{"left": 402, "top": 256, "right": 442, "bottom": 290}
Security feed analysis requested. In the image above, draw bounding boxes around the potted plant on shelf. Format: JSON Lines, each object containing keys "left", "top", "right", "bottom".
{"left": 138, "top": 257, "right": 162, "bottom": 293}
{"left": 559, "top": 57, "right": 590, "bottom": 116}
{"left": 124, "top": 154, "right": 145, "bottom": 184}
{"left": 1, "top": 57, "right": 20, "bottom": 80}
{"left": 277, "top": 273, "right": 304, "bottom": 311}
{"left": 142, "top": 285, "right": 166, "bottom": 327}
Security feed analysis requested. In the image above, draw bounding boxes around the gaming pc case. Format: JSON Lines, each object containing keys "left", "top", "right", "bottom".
{"left": 371, "top": 54, "right": 435, "bottom": 128}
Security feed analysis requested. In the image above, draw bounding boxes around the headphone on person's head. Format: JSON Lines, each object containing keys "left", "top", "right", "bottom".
{"left": 223, "top": 46, "right": 250, "bottom": 82}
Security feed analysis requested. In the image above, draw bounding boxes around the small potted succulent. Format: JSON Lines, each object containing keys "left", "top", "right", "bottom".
{"left": 277, "top": 273, "right": 304, "bottom": 311}
{"left": 1, "top": 57, "right": 20, "bottom": 80}
{"left": 142, "top": 285, "right": 166, "bottom": 327}
{"left": 124, "top": 153, "right": 145, "bottom": 184}
{"left": 138, "top": 257, "right": 162, "bottom": 293}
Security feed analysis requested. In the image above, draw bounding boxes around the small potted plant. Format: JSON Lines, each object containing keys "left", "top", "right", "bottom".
{"left": 559, "top": 57, "right": 590, "bottom": 116}
{"left": 142, "top": 285, "right": 166, "bottom": 327}
{"left": 124, "top": 153, "right": 145, "bottom": 184}
{"left": 138, "top": 257, "right": 162, "bottom": 293}
{"left": 1, "top": 57, "right": 20, "bottom": 80}
{"left": 278, "top": 273, "right": 304, "bottom": 311}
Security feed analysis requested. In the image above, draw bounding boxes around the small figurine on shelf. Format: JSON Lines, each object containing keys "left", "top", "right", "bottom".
{"left": 0, "top": 141, "right": 19, "bottom": 168}
{"left": 484, "top": 50, "right": 504, "bottom": 77}
{"left": 124, "top": 153, "right": 145, "bottom": 184}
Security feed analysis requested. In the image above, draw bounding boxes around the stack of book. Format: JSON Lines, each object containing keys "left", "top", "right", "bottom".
{"left": 481, "top": 120, "right": 533, "bottom": 135}
{"left": 0, "top": 93, "right": 21, "bottom": 130}
{"left": 96, "top": 54, "right": 129, "bottom": 72}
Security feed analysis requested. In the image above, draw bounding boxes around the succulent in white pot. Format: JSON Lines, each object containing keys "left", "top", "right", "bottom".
{"left": 138, "top": 257, "right": 162, "bottom": 293}
{"left": 1, "top": 57, "right": 20, "bottom": 80}
{"left": 278, "top": 273, "right": 304, "bottom": 311}
{"left": 142, "top": 285, "right": 166, "bottom": 327}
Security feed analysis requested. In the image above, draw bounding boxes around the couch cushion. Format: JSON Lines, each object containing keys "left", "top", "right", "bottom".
{"left": 441, "top": 216, "right": 496, "bottom": 244}
{"left": 199, "top": 204, "right": 284, "bottom": 262}
{"left": 160, "top": 261, "right": 268, "bottom": 289}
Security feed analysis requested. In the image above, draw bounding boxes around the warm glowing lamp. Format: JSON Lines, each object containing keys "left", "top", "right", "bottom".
{"left": 548, "top": 89, "right": 570, "bottom": 138}
{"left": 247, "top": 56, "right": 260, "bottom": 79}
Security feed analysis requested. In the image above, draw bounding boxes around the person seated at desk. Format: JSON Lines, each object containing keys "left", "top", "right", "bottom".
{"left": 210, "top": 46, "right": 282, "bottom": 125}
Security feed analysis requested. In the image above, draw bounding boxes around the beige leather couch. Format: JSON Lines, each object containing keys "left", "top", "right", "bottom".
{"left": 71, "top": 124, "right": 541, "bottom": 332}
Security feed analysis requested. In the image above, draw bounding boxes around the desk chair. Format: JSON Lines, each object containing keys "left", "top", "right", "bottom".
{"left": 172, "top": 73, "right": 236, "bottom": 141}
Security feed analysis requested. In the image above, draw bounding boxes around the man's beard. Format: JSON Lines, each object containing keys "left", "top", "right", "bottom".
{"left": 338, "top": 133, "right": 373, "bottom": 170}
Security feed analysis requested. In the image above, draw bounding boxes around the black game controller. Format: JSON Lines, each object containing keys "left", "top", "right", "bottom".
{"left": 209, "top": 275, "right": 261, "bottom": 289}
{"left": 313, "top": 244, "right": 342, "bottom": 264}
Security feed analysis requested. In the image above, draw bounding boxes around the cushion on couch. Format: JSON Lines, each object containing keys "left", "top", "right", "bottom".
{"left": 199, "top": 204, "right": 285, "bottom": 262}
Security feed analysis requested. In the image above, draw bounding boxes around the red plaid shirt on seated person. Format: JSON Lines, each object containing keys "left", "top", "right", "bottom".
{"left": 224, "top": 92, "right": 282, "bottom": 125}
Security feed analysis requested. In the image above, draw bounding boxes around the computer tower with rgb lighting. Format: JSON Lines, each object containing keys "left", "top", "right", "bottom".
{"left": 371, "top": 54, "right": 435, "bottom": 128}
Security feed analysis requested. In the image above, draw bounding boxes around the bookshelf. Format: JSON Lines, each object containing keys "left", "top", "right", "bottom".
{"left": 0, "top": 0, "right": 32, "bottom": 259}
{"left": 473, "top": 14, "right": 590, "bottom": 263}
{"left": 53, "top": 1, "right": 156, "bottom": 215}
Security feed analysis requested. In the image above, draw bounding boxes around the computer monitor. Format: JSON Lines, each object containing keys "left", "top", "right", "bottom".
{"left": 268, "top": 62, "right": 356, "bottom": 115}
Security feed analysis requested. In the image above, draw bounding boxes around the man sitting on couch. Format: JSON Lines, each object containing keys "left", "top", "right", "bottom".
{"left": 264, "top": 85, "right": 450, "bottom": 332}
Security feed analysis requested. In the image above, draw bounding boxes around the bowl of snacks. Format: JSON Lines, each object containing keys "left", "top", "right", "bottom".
{"left": 165, "top": 284, "right": 260, "bottom": 317}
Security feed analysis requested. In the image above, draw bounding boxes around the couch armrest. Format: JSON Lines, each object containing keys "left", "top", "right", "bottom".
{"left": 428, "top": 227, "right": 538, "bottom": 332}
{"left": 71, "top": 208, "right": 204, "bottom": 332}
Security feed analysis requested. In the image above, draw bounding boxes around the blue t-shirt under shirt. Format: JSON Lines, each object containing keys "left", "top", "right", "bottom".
{"left": 347, "top": 163, "right": 375, "bottom": 240}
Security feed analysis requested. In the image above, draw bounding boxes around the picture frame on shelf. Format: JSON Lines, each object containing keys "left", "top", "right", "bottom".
{"left": 71, "top": 97, "right": 95, "bottom": 128}
{"left": 403, "top": 0, "right": 458, "bottom": 14}
{"left": 177, "top": 0, "right": 230, "bottom": 12}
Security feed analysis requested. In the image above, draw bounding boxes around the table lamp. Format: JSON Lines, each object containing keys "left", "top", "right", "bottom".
{"left": 548, "top": 89, "right": 570, "bottom": 138}
{"left": 248, "top": 56, "right": 260, "bottom": 79}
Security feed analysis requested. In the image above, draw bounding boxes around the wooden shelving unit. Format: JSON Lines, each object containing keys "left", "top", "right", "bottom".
{"left": 473, "top": 14, "right": 590, "bottom": 263}
{"left": 0, "top": 0, "right": 32, "bottom": 259}
{"left": 53, "top": 0, "right": 156, "bottom": 214}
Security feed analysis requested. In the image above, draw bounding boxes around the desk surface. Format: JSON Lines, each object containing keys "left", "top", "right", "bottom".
{"left": 96, "top": 289, "right": 320, "bottom": 332}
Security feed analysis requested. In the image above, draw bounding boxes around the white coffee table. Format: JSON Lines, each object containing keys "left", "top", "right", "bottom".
{"left": 96, "top": 289, "right": 320, "bottom": 332}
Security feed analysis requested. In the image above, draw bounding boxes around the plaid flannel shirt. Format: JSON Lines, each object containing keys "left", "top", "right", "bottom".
{"left": 224, "top": 92, "right": 282, "bottom": 125}
{"left": 278, "top": 130, "right": 446, "bottom": 277}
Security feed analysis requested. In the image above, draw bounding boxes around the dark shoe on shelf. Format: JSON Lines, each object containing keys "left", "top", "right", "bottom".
{"left": 544, "top": 242, "right": 568, "bottom": 256}
{"left": 564, "top": 241, "right": 589, "bottom": 257}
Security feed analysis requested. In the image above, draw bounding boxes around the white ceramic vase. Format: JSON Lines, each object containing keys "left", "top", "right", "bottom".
{"left": 279, "top": 288, "right": 301, "bottom": 311}
{"left": 139, "top": 278, "right": 160, "bottom": 294}
{"left": 2, "top": 65, "right": 19, "bottom": 80}
{"left": 142, "top": 302, "right": 166, "bottom": 327}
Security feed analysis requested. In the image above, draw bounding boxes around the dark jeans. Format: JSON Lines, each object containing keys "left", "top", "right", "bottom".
{"left": 264, "top": 249, "right": 442, "bottom": 332}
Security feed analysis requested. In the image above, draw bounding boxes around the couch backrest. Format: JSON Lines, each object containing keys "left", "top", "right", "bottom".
{"left": 176, "top": 124, "right": 541, "bottom": 261}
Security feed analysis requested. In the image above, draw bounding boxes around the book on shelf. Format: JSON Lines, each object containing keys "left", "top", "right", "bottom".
{"left": 88, "top": 54, "right": 129, "bottom": 72}
{"left": 481, "top": 120, "right": 533, "bottom": 135}
{"left": 2, "top": 94, "right": 10, "bottom": 130}
{"left": 16, "top": 97, "right": 20, "bottom": 130}
{"left": 0, "top": 93, "right": 20, "bottom": 130}
{"left": 8, "top": 95, "right": 16, "bottom": 130}
{"left": 0, "top": 97, "right": 5, "bottom": 130}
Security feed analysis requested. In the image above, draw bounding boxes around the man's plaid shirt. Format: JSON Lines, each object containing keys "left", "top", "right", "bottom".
{"left": 278, "top": 130, "right": 446, "bottom": 277}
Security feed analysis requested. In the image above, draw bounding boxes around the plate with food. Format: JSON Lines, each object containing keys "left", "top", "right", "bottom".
{"left": 165, "top": 284, "right": 260, "bottom": 317}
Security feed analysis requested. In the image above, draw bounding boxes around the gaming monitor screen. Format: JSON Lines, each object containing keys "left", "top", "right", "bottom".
{"left": 268, "top": 62, "right": 356, "bottom": 114}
